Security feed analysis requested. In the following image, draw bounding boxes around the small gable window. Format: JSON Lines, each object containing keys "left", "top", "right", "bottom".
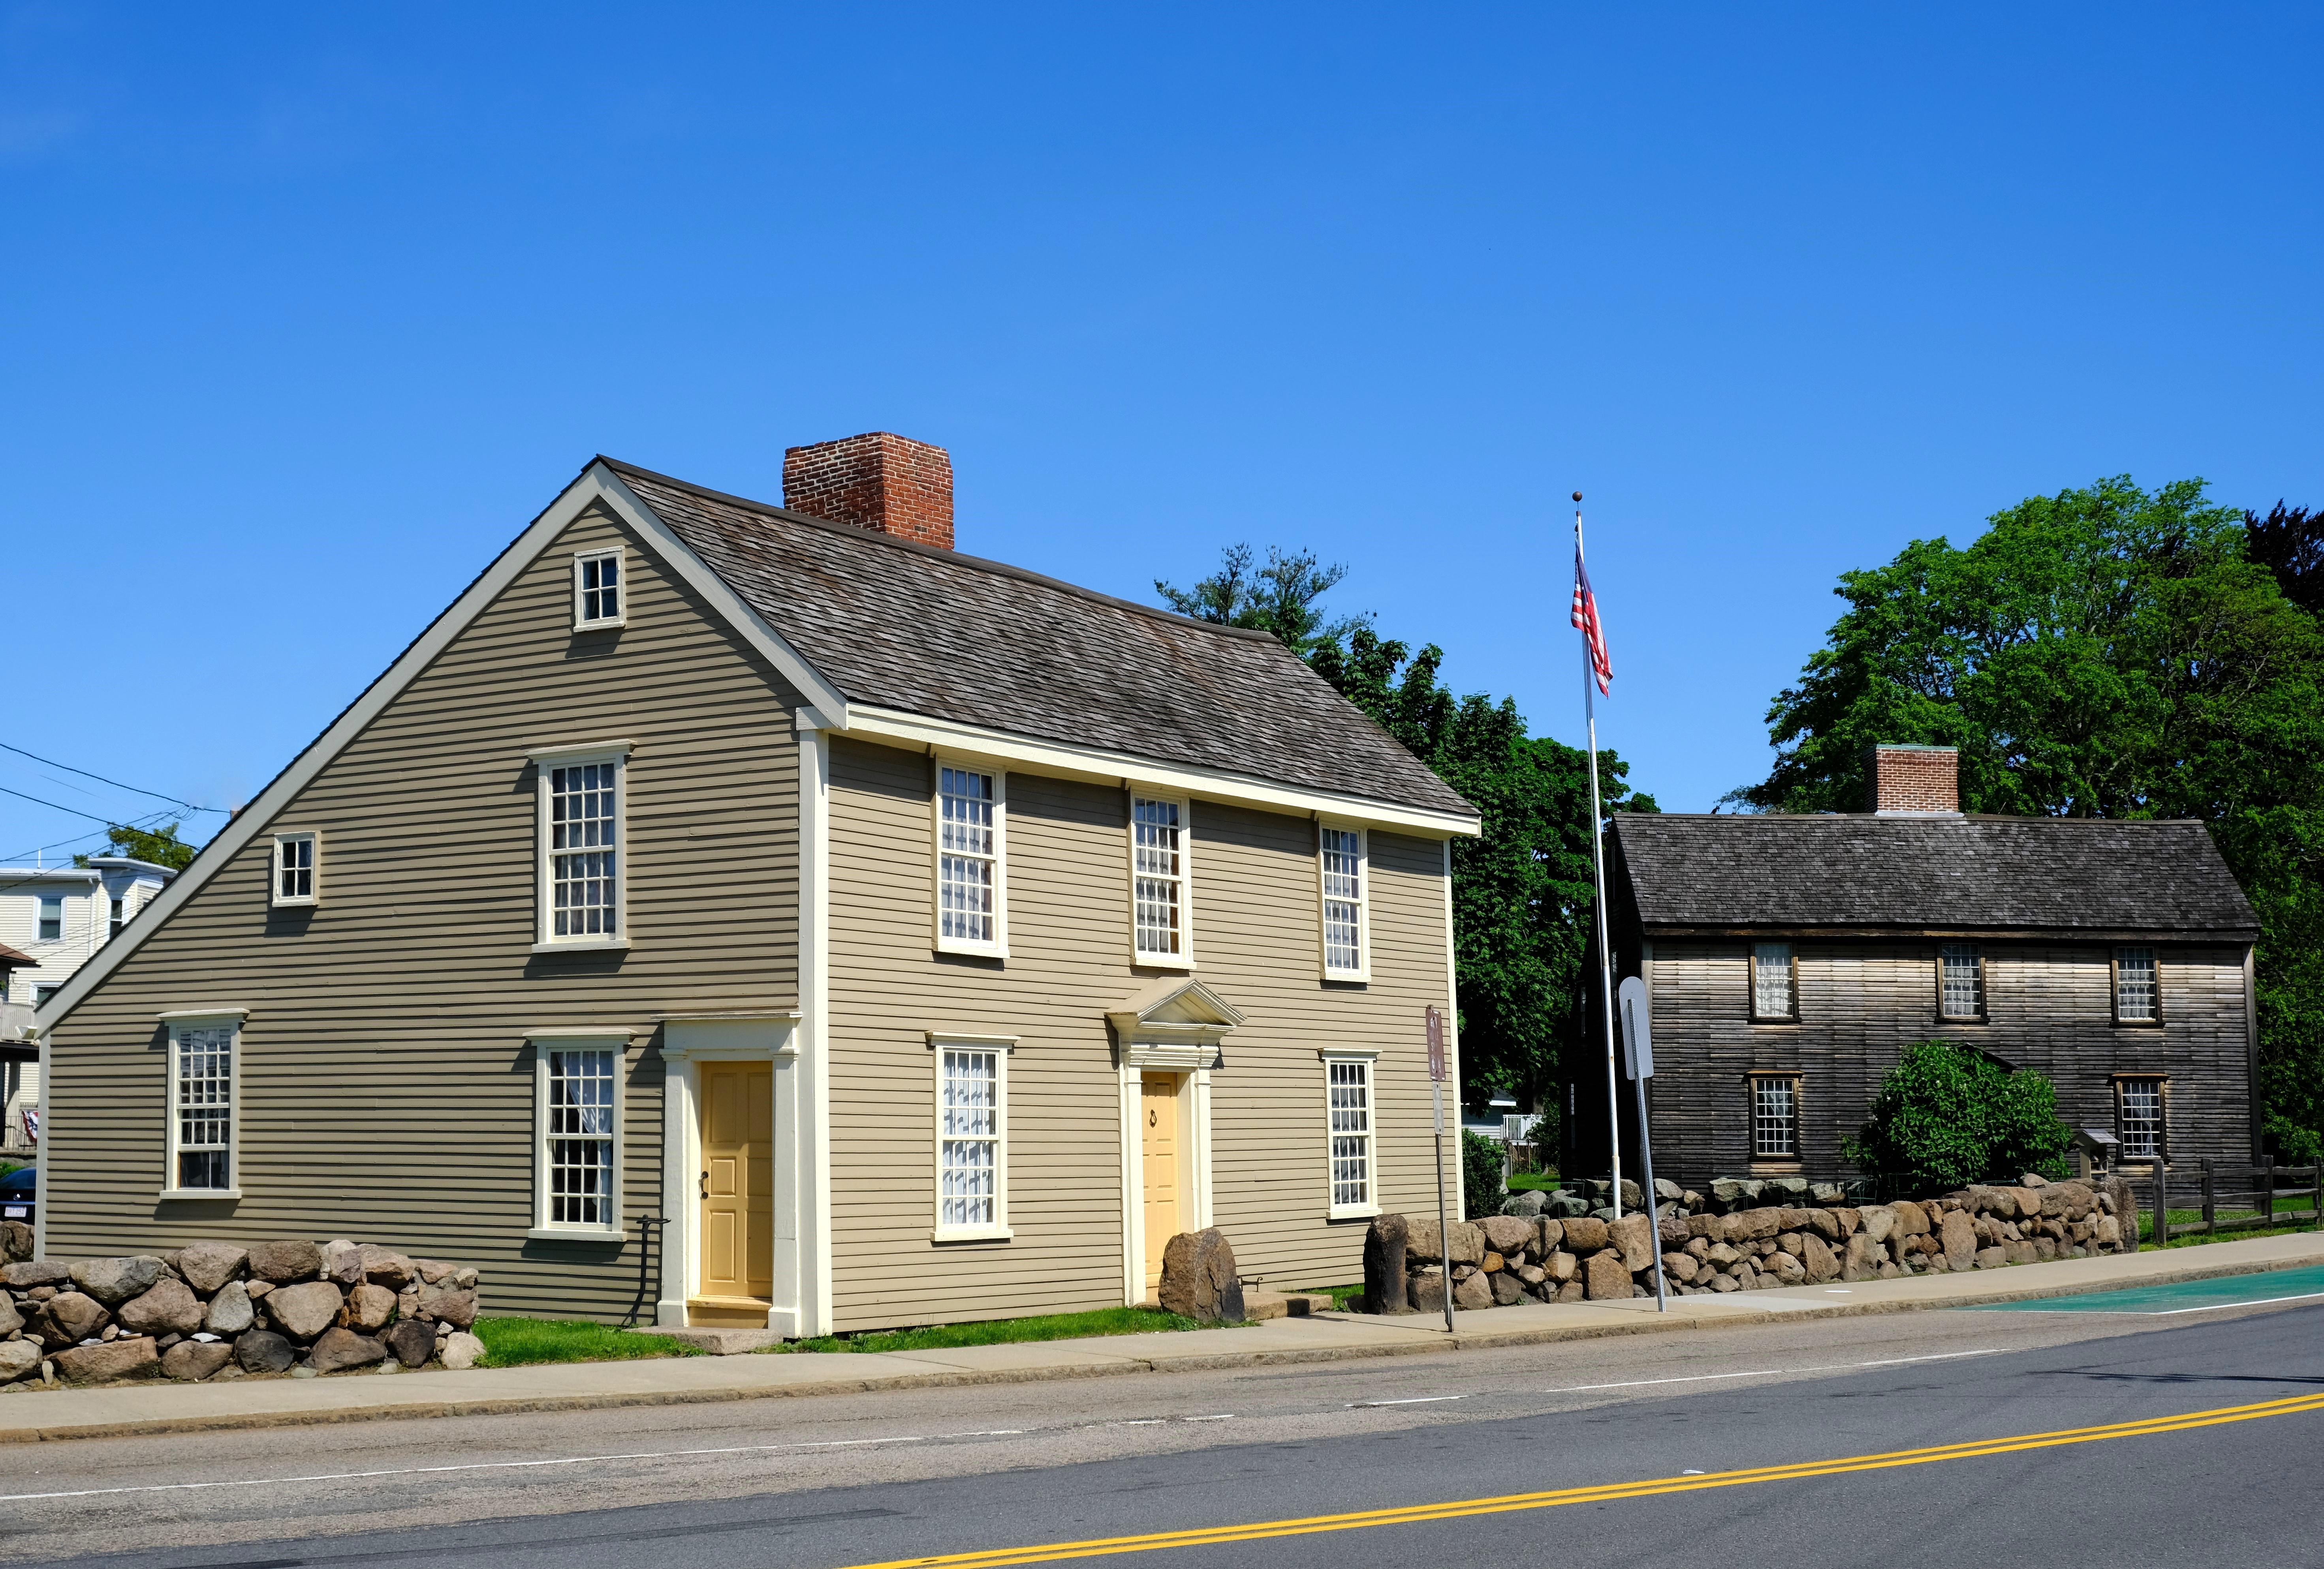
{"left": 2114, "top": 947, "right": 2158, "bottom": 1024}
{"left": 1751, "top": 943, "right": 1796, "bottom": 1020}
{"left": 573, "top": 548, "right": 624, "bottom": 630}
{"left": 1939, "top": 944, "right": 1984, "bottom": 1020}
{"left": 272, "top": 832, "right": 318, "bottom": 907}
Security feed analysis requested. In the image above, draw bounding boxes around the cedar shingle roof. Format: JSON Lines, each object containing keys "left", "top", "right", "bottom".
{"left": 1611, "top": 814, "right": 2257, "bottom": 940}
{"left": 605, "top": 460, "right": 1474, "bottom": 821}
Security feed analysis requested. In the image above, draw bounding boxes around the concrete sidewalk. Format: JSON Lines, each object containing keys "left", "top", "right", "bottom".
{"left": 4, "top": 1231, "right": 2319, "bottom": 1445}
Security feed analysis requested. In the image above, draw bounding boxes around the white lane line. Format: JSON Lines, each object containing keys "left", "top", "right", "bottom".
{"left": 1348, "top": 1396, "right": 1465, "bottom": 1408}
{"left": 1180, "top": 1414, "right": 1237, "bottom": 1422}
{"left": 0, "top": 1429, "right": 1028, "bottom": 1504}
{"left": 1538, "top": 1348, "right": 2005, "bottom": 1394}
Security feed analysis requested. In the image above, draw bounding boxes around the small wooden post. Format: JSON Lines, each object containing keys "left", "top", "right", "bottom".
{"left": 2312, "top": 1161, "right": 2321, "bottom": 1231}
{"left": 2153, "top": 1163, "right": 2169, "bottom": 1247}
{"left": 2200, "top": 1158, "right": 2215, "bottom": 1233}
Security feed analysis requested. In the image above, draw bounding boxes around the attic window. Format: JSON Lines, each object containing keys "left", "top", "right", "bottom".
{"left": 573, "top": 549, "right": 624, "bottom": 629}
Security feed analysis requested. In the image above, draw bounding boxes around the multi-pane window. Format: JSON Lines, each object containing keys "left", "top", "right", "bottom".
{"left": 109, "top": 898, "right": 125, "bottom": 939}
{"left": 1752, "top": 943, "right": 1795, "bottom": 1018}
{"left": 1132, "top": 796, "right": 1187, "bottom": 961}
{"left": 1320, "top": 826, "right": 1366, "bottom": 977}
{"left": 1939, "top": 944, "right": 1984, "bottom": 1019}
{"left": 937, "top": 766, "right": 1000, "bottom": 949}
{"left": 938, "top": 1047, "right": 1004, "bottom": 1233}
{"left": 549, "top": 761, "right": 619, "bottom": 938}
{"left": 1326, "top": 1057, "right": 1375, "bottom": 1214}
{"left": 172, "top": 1026, "right": 234, "bottom": 1191}
{"left": 37, "top": 897, "right": 60, "bottom": 942}
{"left": 2115, "top": 947, "right": 2158, "bottom": 1024}
{"left": 1751, "top": 1075, "right": 1799, "bottom": 1161}
{"left": 2117, "top": 1077, "right": 2165, "bottom": 1161}
{"left": 544, "top": 1049, "right": 617, "bottom": 1227}
{"left": 273, "top": 833, "right": 316, "bottom": 906}
{"left": 574, "top": 550, "right": 622, "bottom": 628}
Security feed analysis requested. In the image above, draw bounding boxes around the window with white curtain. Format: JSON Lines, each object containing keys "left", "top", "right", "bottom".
{"left": 1939, "top": 944, "right": 1984, "bottom": 1020}
{"left": 935, "top": 1043, "right": 1009, "bottom": 1238}
{"left": 168, "top": 1020, "right": 237, "bottom": 1193}
{"left": 936, "top": 764, "right": 1003, "bottom": 953}
{"left": 1752, "top": 943, "right": 1795, "bottom": 1019}
{"left": 1320, "top": 825, "right": 1367, "bottom": 978}
{"left": 545, "top": 1049, "right": 617, "bottom": 1227}
{"left": 1325, "top": 1055, "right": 1376, "bottom": 1216}
{"left": 1132, "top": 796, "right": 1189, "bottom": 963}
{"left": 2115, "top": 947, "right": 2158, "bottom": 1024}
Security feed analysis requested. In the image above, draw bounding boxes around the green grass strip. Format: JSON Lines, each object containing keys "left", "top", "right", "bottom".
{"left": 772, "top": 1305, "right": 1205, "bottom": 1355}
{"left": 472, "top": 1316, "right": 706, "bottom": 1367}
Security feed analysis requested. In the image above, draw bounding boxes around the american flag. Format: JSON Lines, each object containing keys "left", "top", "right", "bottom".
{"left": 1571, "top": 547, "right": 1612, "bottom": 695}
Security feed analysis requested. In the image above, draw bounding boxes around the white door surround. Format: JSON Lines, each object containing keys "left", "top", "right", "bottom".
{"left": 1109, "top": 977, "right": 1243, "bottom": 1306}
{"left": 656, "top": 1014, "right": 810, "bottom": 1334}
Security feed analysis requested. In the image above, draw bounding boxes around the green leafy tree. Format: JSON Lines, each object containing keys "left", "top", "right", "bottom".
{"left": 2246, "top": 502, "right": 2323, "bottom": 616}
{"left": 1730, "top": 477, "right": 2324, "bottom": 1160}
{"left": 1155, "top": 544, "right": 1371, "bottom": 656}
{"left": 1461, "top": 1128, "right": 1508, "bottom": 1220}
{"left": 1844, "top": 1041, "right": 2073, "bottom": 1192}
{"left": 75, "top": 821, "right": 199, "bottom": 872}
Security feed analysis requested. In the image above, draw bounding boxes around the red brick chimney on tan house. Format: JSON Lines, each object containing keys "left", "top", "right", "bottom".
{"left": 1866, "top": 743, "right": 1960, "bottom": 815}
{"left": 781, "top": 432, "right": 955, "bottom": 550}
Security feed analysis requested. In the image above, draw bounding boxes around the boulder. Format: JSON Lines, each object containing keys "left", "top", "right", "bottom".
{"left": 0, "top": 1340, "right": 40, "bottom": 1384}
{"left": 309, "top": 1327, "right": 390, "bottom": 1374}
{"left": 1940, "top": 1209, "right": 1979, "bottom": 1269}
{"left": 1809, "top": 1181, "right": 1846, "bottom": 1205}
{"left": 1158, "top": 1229, "right": 1246, "bottom": 1323}
{"left": 174, "top": 1242, "right": 249, "bottom": 1296}
{"left": 359, "top": 1245, "right": 418, "bottom": 1291}
{"left": 1543, "top": 1250, "right": 1578, "bottom": 1284}
{"left": 162, "top": 1340, "right": 235, "bottom": 1381}
{"left": 1453, "top": 1270, "right": 1495, "bottom": 1310}
{"left": 1855, "top": 1205, "right": 1896, "bottom": 1244}
{"left": 1478, "top": 1214, "right": 1535, "bottom": 1256}
{"left": 1544, "top": 1191, "right": 1591, "bottom": 1219}
{"left": 1841, "top": 1234, "right": 1886, "bottom": 1282}
{"left": 1, "top": 1220, "right": 32, "bottom": 1262}
{"left": 55, "top": 1336, "right": 158, "bottom": 1383}
{"left": 1363, "top": 1214, "right": 1410, "bottom": 1314}
{"left": 1657, "top": 1213, "right": 1692, "bottom": 1249}
{"left": 236, "top": 1329, "right": 295, "bottom": 1374}
{"left": 322, "top": 1240, "right": 364, "bottom": 1288}
{"left": 42, "top": 1291, "right": 110, "bottom": 1343}
{"left": 1500, "top": 1189, "right": 1546, "bottom": 1218}
{"left": 1535, "top": 1218, "right": 1564, "bottom": 1255}
{"left": 439, "top": 1331, "right": 485, "bottom": 1370}
{"left": 263, "top": 1280, "right": 346, "bottom": 1340}
{"left": 1583, "top": 1250, "right": 1633, "bottom": 1300}
{"left": 205, "top": 1279, "right": 256, "bottom": 1336}
{"left": 1803, "top": 1208, "right": 1841, "bottom": 1242}
{"left": 1768, "top": 1250, "right": 1808, "bottom": 1285}
{"left": 2006, "top": 1187, "right": 2044, "bottom": 1219}
{"left": 1800, "top": 1233, "right": 1840, "bottom": 1283}
{"left": 1707, "top": 1272, "right": 1739, "bottom": 1293}
{"left": 1661, "top": 1251, "right": 1699, "bottom": 1285}
{"left": 1609, "top": 1213, "right": 1657, "bottom": 1271}
{"left": 384, "top": 1316, "right": 438, "bottom": 1368}
{"left": 117, "top": 1278, "right": 205, "bottom": 1338}
{"left": 1480, "top": 1251, "right": 1505, "bottom": 1274}
{"left": 1409, "top": 1270, "right": 1447, "bottom": 1313}
{"left": 1890, "top": 1200, "right": 1930, "bottom": 1236}
{"left": 0, "top": 1294, "right": 19, "bottom": 1338}
{"left": 1704, "top": 1241, "right": 1742, "bottom": 1269}
{"left": 1561, "top": 1216, "right": 1610, "bottom": 1253}
{"left": 2003, "top": 1239, "right": 2039, "bottom": 1265}
{"left": 415, "top": 1286, "right": 479, "bottom": 1330}
{"left": 347, "top": 1282, "right": 398, "bottom": 1332}
{"left": 1763, "top": 1176, "right": 1811, "bottom": 1202}
{"left": 1489, "top": 1270, "right": 1525, "bottom": 1305}
{"left": 413, "top": 1258, "right": 459, "bottom": 1286}
{"left": 1975, "top": 1246, "right": 2007, "bottom": 1270}
{"left": 248, "top": 1240, "right": 323, "bottom": 1284}
{"left": 1, "top": 1259, "right": 71, "bottom": 1289}
{"left": 1654, "top": 1177, "right": 1685, "bottom": 1202}
{"left": 69, "top": 1256, "right": 164, "bottom": 1306}
{"left": 2095, "top": 1214, "right": 2122, "bottom": 1248}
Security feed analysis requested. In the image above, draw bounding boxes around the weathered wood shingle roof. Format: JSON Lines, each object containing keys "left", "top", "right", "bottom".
{"left": 607, "top": 459, "right": 1474, "bottom": 821}
{"left": 1611, "top": 814, "right": 2257, "bottom": 940}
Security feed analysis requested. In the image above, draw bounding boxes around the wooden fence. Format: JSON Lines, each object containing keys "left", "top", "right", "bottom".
{"left": 2134, "top": 1161, "right": 2324, "bottom": 1246}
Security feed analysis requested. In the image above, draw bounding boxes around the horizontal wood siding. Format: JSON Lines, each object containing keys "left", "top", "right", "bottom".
{"left": 1644, "top": 940, "right": 2256, "bottom": 1186}
{"left": 43, "top": 504, "right": 803, "bottom": 1318}
{"left": 826, "top": 737, "right": 1451, "bottom": 1331}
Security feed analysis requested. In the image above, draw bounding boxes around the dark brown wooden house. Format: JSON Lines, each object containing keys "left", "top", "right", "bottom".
{"left": 1575, "top": 744, "right": 2261, "bottom": 1188}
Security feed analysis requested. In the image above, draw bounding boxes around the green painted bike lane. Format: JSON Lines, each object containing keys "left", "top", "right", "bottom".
{"left": 1967, "top": 1262, "right": 2324, "bottom": 1315}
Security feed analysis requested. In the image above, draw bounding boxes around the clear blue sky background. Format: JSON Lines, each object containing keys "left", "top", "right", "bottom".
{"left": 4, "top": 5, "right": 2319, "bottom": 860}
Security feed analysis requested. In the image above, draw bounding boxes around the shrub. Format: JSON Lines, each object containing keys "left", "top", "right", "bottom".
{"left": 1461, "top": 1128, "right": 1507, "bottom": 1219}
{"left": 1844, "top": 1041, "right": 2072, "bottom": 1193}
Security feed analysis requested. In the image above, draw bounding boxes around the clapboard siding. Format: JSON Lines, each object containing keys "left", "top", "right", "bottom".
{"left": 1642, "top": 940, "right": 2255, "bottom": 1186}
{"left": 42, "top": 503, "right": 804, "bottom": 1318}
{"left": 826, "top": 736, "right": 1452, "bottom": 1330}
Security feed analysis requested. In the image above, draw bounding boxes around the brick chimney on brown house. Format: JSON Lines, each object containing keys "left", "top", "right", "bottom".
{"left": 1867, "top": 743, "right": 1960, "bottom": 814}
{"left": 781, "top": 432, "right": 954, "bottom": 550}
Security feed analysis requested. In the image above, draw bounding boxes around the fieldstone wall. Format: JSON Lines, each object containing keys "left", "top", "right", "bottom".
{"left": 0, "top": 1238, "right": 486, "bottom": 1390}
{"left": 1363, "top": 1172, "right": 2140, "bottom": 1312}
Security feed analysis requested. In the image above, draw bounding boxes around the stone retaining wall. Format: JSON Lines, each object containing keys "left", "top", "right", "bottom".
{"left": 0, "top": 1238, "right": 486, "bottom": 1389}
{"left": 1363, "top": 1173, "right": 2140, "bottom": 1312}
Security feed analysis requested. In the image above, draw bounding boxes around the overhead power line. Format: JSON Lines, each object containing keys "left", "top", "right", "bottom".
{"left": 0, "top": 740, "right": 227, "bottom": 816}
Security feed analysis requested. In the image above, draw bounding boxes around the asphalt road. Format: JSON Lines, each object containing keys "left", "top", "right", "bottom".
{"left": 5, "top": 1299, "right": 2320, "bottom": 1569}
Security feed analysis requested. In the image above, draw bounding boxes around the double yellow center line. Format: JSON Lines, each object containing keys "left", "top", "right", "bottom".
{"left": 839, "top": 1390, "right": 2324, "bottom": 1569}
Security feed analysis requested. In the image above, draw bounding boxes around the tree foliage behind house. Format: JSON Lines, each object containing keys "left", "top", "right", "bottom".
{"left": 1731, "top": 477, "right": 2324, "bottom": 1159}
{"left": 75, "top": 821, "right": 199, "bottom": 872}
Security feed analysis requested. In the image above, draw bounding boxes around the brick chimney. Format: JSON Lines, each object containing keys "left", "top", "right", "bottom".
{"left": 1867, "top": 744, "right": 1960, "bottom": 815}
{"left": 781, "top": 432, "right": 954, "bottom": 549}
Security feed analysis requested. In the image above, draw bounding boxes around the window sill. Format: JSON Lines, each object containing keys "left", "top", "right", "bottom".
{"left": 932, "top": 1225, "right": 1014, "bottom": 1244}
{"left": 2112, "top": 1020, "right": 2165, "bottom": 1030}
{"left": 573, "top": 617, "right": 627, "bottom": 633}
{"left": 157, "top": 1188, "right": 241, "bottom": 1202}
{"left": 1321, "top": 968, "right": 1371, "bottom": 985}
{"left": 270, "top": 897, "right": 318, "bottom": 910}
{"left": 934, "top": 939, "right": 1009, "bottom": 961}
{"left": 1327, "top": 1205, "right": 1380, "bottom": 1222}
{"left": 532, "top": 937, "right": 632, "bottom": 954}
{"left": 1749, "top": 1015, "right": 1800, "bottom": 1026}
{"left": 527, "top": 1226, "right": 625, "bottom": 1242}
{"left": 1132, "top": 952, "right": 1196, "bottom": 972}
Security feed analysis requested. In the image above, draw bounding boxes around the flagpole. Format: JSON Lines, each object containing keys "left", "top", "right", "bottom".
{"left": 1576, "top": 492, "right": 1624, "bottom": 1225}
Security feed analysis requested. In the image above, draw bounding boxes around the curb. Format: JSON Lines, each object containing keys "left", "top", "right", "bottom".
{"left": 2, "top": 1246, "right": 2317, "bottom": 1445}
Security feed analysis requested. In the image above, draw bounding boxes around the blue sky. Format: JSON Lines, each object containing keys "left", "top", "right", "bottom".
{"left": 3, "top": 4, "right": 2319, "bottom": 859}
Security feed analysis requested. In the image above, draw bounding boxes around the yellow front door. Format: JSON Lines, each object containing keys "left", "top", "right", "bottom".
{"left": 1141, "top": 1072, "right": 1181, "bottom": 1293}
{"left": 695, "top": 1062, "right": 773, "bottom": 1325}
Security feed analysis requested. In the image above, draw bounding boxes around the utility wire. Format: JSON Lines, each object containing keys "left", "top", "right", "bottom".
{"left": 0, "top": 740, "right": 226, "bottom": 816}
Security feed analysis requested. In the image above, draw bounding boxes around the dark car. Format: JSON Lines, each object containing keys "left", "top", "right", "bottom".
{"left": 0, "top": 1165, "right": 32, "bottom": 1227}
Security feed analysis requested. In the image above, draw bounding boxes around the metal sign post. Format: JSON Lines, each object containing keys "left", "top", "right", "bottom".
{"left": 1617, "top": 976, "right": 1667, "bottom": 1312}
{"left": 1426, "top": 1005, "right": 1454, "bottom": 1334}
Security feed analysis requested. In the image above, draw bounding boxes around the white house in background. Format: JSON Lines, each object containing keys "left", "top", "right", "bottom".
{"left": 0, "top": 858, "right": 176, "bottom": 1149}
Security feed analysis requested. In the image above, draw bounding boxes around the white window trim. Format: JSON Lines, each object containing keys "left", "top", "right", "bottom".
{"left": 531, "top": 742, "right": 632, "bottom": 952}
{"left": 1317, "top": 819, "right": 1369, "bottom": 981}
{"left": 932, "top": 755, "right": 1008, "bottom": 958}
{"left": 530, "top": 1031, "right": 631, "bottom": 1239}
{"left": 1129, "top": 791, "right": 1195, "bottom": 970}
{"left": 1321, "top": 1048, "right": 1380, "bottom": 1220}
{"left": 1937, "top": 943, "right": 1986, "bottom": 1022}
{"left": 160, "top": 1009, "right": 246, "bottom": 1201}
{"left": 572, "top": 546, "right": 627, "bottom": 631}
{"left": 2113, "top": 946, "right": 2162, "bottom": 1027}
{"left": 270, "top": 830, "right": 320, "bottom": 908}
{"left": 930, "top": 1033, "right": 1015, "bottom": 1242}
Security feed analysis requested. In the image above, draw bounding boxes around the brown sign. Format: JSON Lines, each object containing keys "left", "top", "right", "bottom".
{"left": 1425, "top": 1005, "right": 1445, "bottom": 1082}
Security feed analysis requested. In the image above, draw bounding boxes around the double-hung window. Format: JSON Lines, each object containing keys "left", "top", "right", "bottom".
{"left": 2116, "top": 1076, "right": 2166, "bottom": 1162}
{"left": 530, "top": 1033, "right": 625, "bottom": 1236}
{"left": 1750, "top": 1075, "right": 1799, "bottom": 1162}
{"left": 109, "top": 898, "right": 125, "bottom": 939}
{"left": 1131, "top": 794, "right": 1191, "bottom": 966}
{"left": 573, "top": 548, "right": 625, "bottom": 629}
{"left": 932, "top": 1036, "right": 1012, "bottom": 1240}
{"left": 934, "top": 762, "right": 1005, "bottom": 955}
{"left": 2113, "top": 947, "right": 2159, "bottom": 1025}
{"left": 272, "top": 832, "right": 318, "bottom": 907}
{"left": 532, "top": 744, "right": 629, "bottom": 948}
{"left": 1324, "top": 1053, "right": 1378, "bottom": 1218}
{"left": 37, "top": 896, "right": 60, "bottom": 942}
{"left": 1938, "top": 944, "right": 1984, "bottom": 1020}
{"left": 162, "top": 1011, "right": 243, "bottom": 1197}
{"left": 1751, "top": 942, "right": 1796, "bottom": 1020}
{"left": 1319, "top": 824, "right": 1368, "bottom": 980}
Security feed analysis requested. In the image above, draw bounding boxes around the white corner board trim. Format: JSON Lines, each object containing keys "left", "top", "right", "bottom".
{"left": 33, "top": 460, "right": 850, "bottom": 1037}
{"left": 838, "top": 705, "right": 1481, "bottom": 840}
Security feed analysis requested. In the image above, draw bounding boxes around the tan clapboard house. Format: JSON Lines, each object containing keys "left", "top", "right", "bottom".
{"left": 33, "top": 433, "right": 1479, "bottom": 1334}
